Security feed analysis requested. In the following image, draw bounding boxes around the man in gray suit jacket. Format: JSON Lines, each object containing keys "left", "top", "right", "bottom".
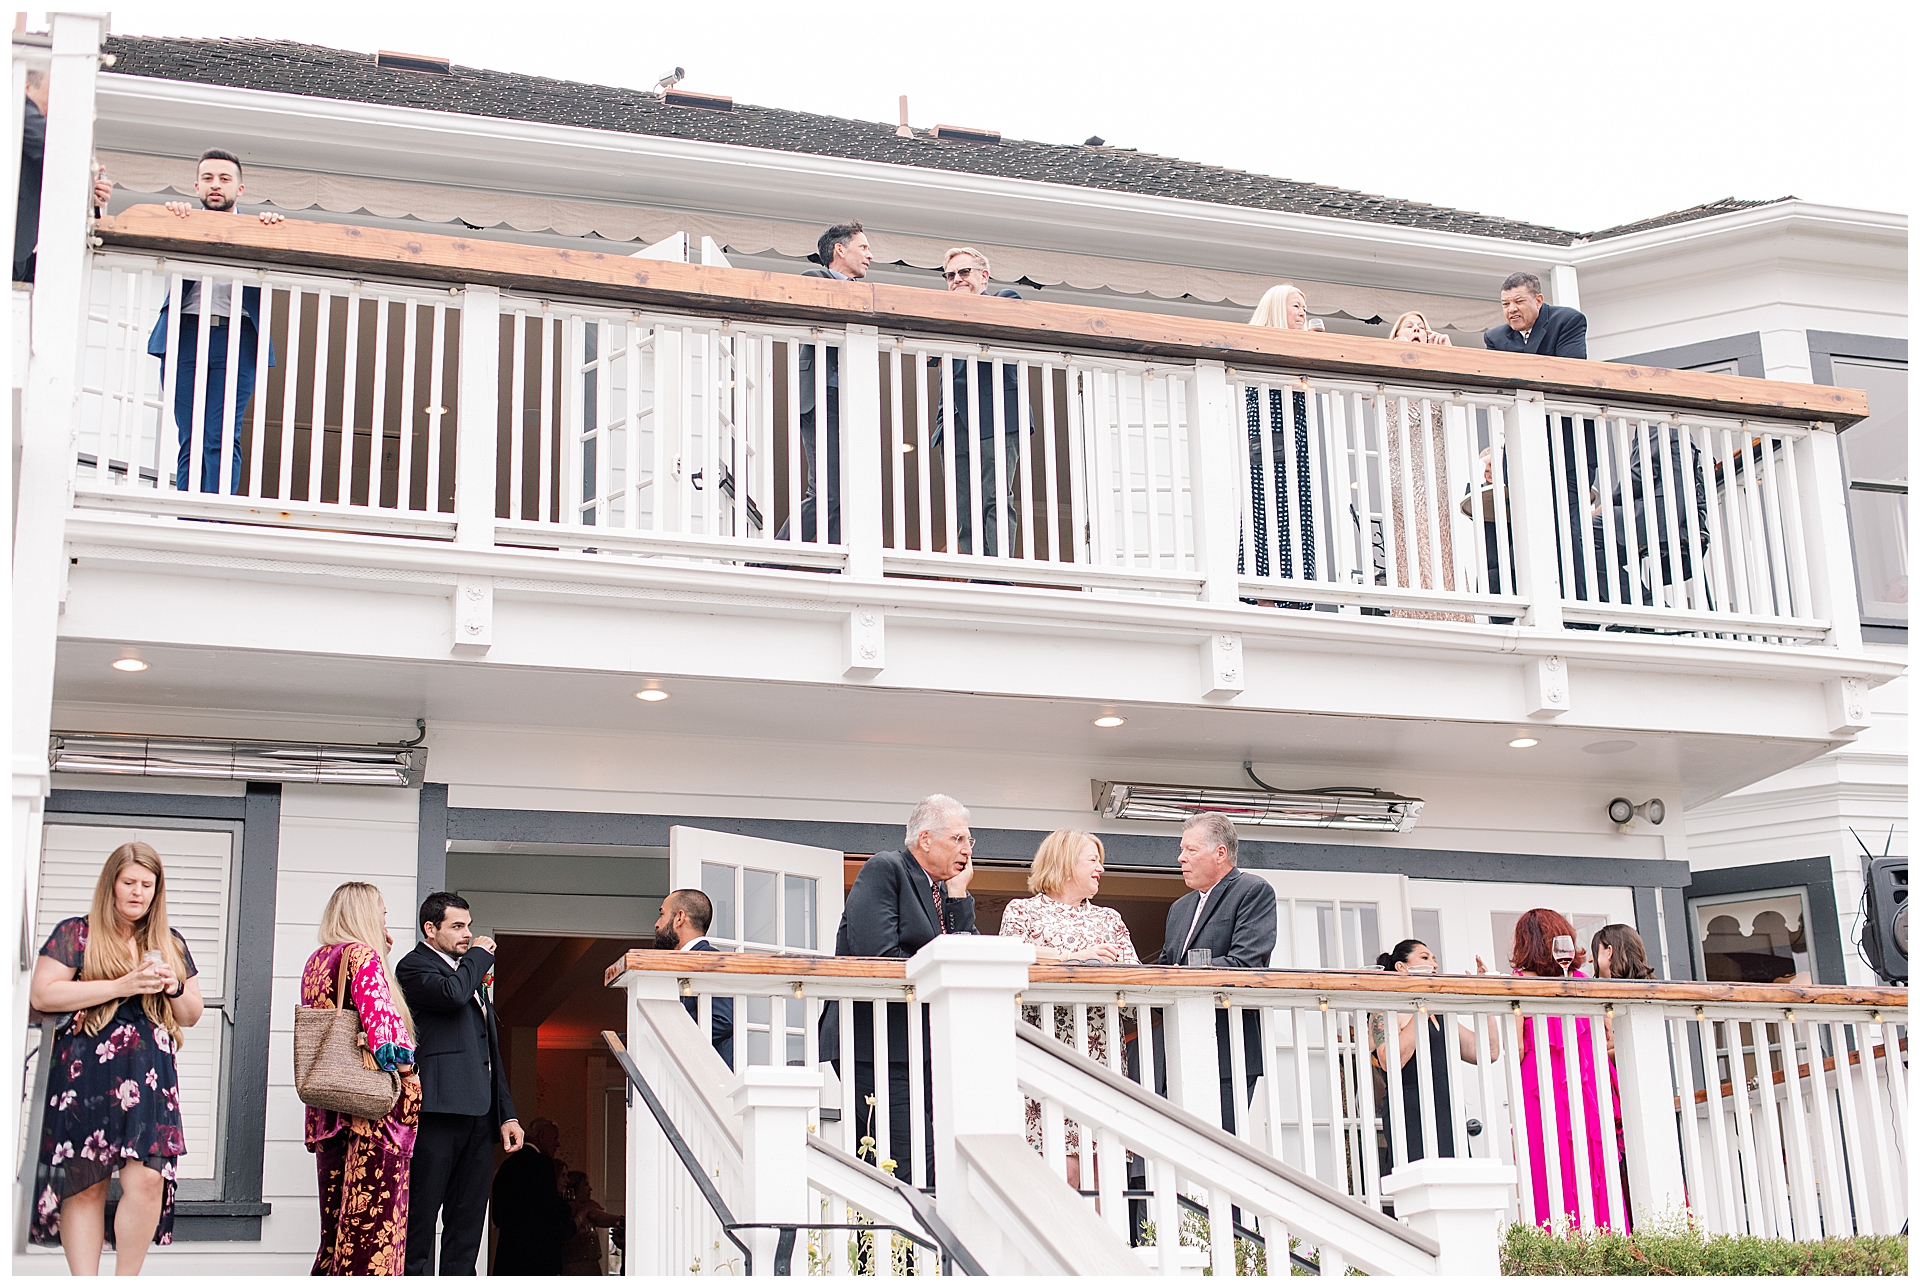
{"left": 1158, "top": 813, "right": 1276, "bottom": 1131}
{"left": 778, "top": 221, "right": 873, "bottom": 544}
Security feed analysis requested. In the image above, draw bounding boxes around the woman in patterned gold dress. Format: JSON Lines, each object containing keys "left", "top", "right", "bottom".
{"left": 302, "top": 882, "right": 423, "bottom": 1276}
{"left": 998, "top": 830, "right": 1139, "bottom": 1189}
{"left": 1381, "top": 310, "right": 1471, "bottom": 621}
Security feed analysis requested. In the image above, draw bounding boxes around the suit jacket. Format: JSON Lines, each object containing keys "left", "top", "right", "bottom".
{"left": 13, "top": 97, "right": 44, "bottom": 283}
{"left": 931, "top": 295, "right": 1028, "bottom": 448}
{"left": 396, "top": 942, "right": 518, "bottom": 1124}
{"left": 677, "top": 937, "right": 735, "bottom": 1069}
{"left": 821, "top": 848, "right": 975, "bottom": 1064}
{"left": 145, "top": 206, "right": 268, "bottom": 360}
{"left": 1159, "top": 867, "right": 1277, "bottom": 1080}
{"left": 1482, "top": 303, "right": 1588, "bottom": 360}
{"left": 490, "top": 1144, "right": 574, "bottom": 1275}
{"left": 796, "top": 267, "right": 848, "bottom": 416}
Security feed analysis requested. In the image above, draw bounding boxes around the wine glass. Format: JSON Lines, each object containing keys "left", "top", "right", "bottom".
{"left": 1551, "top": 935, "right": 1576, "bottom": 975}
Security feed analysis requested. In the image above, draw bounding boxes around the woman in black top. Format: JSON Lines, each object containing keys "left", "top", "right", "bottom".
{"left": 1369, "top": 939, "right": 1498, "bottom": 1166}
{"left": 28, "top": 841, "right": 203, "bottom": 1275}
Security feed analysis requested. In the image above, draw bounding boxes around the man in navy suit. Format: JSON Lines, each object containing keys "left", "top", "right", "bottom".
{"left": 822, "top": 794, "right": 977, "bottom": 1185}
{"left": 1481, "top": 271, "right": 1599, "bottom": 603}
{"left": 145, "top": 150, "right": 282, "bottom": 494}
{"left": 654, "top": 888, "right": 734, "bottom": 1068}
{"left": 1158, "top": 813, "right": 1276, "bottom": 1132}
{"left": 778, "top": 221, "right": 873, "bottom": 543}
{"left": 932, "top": 247, "right": 1029, "bottom": 556}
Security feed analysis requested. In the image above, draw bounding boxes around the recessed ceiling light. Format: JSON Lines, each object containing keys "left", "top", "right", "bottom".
{"left": 1093, "top": 715, "right": 1126, "bottom": 728}
{"left": 111, "top": 658, "right": 148, "bottom": 673}
{"left": 1583, "top": 740, "right": 1637, "bottom": 755}
{"left": 634, "top": 689, "right": 670, "bottom": 703}
{"left": 1508, "top": 737, "right": 1539, "bottom": 748}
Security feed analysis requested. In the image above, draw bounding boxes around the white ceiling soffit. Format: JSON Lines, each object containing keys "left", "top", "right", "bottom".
{"left": 100, "top": 150, "right": 1502, "bottom": 328}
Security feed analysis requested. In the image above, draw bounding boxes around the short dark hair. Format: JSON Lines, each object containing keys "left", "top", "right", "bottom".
{"left": 816, "top": 222, "right": 864, "bottom": 268}
{"left": 1500, "top": 271, "right": 1543, "bottom": 297}
{"left": 419, "top": 891, "right": 471, "bottom": 930}
{"left": 198, "top": 148, "right": 244, "bottom": 178}
{"left": 664, "top": 888, "right": 714, "bottom": 935}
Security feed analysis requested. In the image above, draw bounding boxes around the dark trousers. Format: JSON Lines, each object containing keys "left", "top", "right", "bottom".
{"left": 846, "top": 1059, "right": 933, "bottom": 1188}
{"left": 406, "top": 1111, "right": 495, "bottom": 1275}
{"left": 777, "top": 391, "right": 840, "bottom": 543}
{"left": 161, "top": 322, "right": 258, "bottom": 494}
{"left": 948, "top": 433, "right": 1022, "bottom": 556}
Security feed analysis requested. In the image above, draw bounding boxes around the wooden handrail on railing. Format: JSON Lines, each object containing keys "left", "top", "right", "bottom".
{"left": 95, "top": 206, "right": 1869, "bottom": 428}
{"left": 605, "top": 948, "right": 1907, "bottom": 1007}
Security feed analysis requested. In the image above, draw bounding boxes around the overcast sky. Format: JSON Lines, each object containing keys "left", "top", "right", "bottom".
{"left": 98, "top": 2, "right": 1908, "bottom": 234}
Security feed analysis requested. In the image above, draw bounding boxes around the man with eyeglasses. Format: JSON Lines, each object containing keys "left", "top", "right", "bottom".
{"left": 931, "top": 247, "right": 1027, "bottom": 556}
{"left": 822, "top": 793, "right": 977, "bottom": 1186}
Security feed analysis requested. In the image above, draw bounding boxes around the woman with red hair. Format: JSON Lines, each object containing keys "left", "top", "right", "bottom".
{"left": 1510, "top": 908, "right": 1614, "bottom": 1229}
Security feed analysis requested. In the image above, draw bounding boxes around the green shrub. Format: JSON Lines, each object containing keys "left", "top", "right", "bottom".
{"left": 1501, "top": 1219, "right": 1907, "bottom": 1276}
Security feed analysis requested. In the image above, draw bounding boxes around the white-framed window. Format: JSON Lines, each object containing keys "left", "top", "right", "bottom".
{"left": 35, "top": 821, "right": 240, "bottom": 1187}
{"left": 1828, "top": 355, "right": 1907, "bottom": 625}
{"left": 1689, "top": 887, "right": 1815, "bottom": 985}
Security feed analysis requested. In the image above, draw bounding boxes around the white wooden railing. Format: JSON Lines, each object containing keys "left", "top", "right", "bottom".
{"left": 66, "top": 242, "right": 1865, "bottom": 649}
{"left": 612, "top": 945, "right": 1906, "bottom": 1277}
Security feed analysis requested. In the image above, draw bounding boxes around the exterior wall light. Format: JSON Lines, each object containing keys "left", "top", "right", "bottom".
{"left": 1608, "top": 797, "right": 1666, "bottom": 833}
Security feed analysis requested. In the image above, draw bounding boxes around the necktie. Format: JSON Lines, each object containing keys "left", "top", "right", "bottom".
{"left": 1180, "top": 890, "right": 1210, "bottom": 960}
{"left": 931, "top": 879, "right": 947, "bottom": 933}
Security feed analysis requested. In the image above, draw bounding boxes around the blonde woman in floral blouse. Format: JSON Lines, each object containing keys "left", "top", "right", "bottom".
{"left": 998, "top": 830, "right": 1138, "bottom": 1188}
{"left": 302, "top": 882, "right": 423, "bottom": 1276}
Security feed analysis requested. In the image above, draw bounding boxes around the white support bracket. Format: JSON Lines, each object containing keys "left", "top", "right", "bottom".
{"left": 1824, "top": 676, "right": 1870, "bottom": 737}
{"left": 453, "top": 575, "right": 493, "bottom": 655}
{"left": 1201, "top": 632, "right": 1245, "bottom": 701}
{"left": 1522, "top": 654, "right": 1570, "bottom": 718}
{"left": 843, "top": 607, "right": 884, "bottom": 678}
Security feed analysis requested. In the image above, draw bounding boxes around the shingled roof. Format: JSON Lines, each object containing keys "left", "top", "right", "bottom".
{"left": 1584, "top": 196, "right": 1793, "bottom": 241}
{"left": 102, "top": 36, "right": 1784, "bottom": 249}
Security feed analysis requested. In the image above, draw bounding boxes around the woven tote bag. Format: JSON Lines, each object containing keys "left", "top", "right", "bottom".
{"left": 293, "top": 947, "right": 400, "bottom": 1120}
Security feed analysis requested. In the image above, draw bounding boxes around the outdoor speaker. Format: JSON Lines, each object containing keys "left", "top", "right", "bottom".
{"left": 1863, "top": 856, "right": 1907, "bottom": 984}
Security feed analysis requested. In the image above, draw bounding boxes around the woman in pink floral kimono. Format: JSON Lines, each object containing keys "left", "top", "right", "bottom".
{"left": 302, "top": 882, "right": 423, "bottom": 1275}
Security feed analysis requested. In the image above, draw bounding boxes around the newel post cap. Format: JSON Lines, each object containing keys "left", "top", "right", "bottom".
{"left": 728, "top": 1064, "right": 823, "bottom": 1113}
{"left": 1377, "top": 1157, "right": 1517, "bottom": 1212}
{"left": 905, "top": 934, "right": 1034, "bottom": 996}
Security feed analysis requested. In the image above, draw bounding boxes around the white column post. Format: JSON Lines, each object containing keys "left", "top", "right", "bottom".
{"left": 840, "top": 323, "right": 883, "bottom": 579}
{"left": 12, "top": 12, "right": 103, "bottom": 1076}
{"left": 1798, "top": 424, "right": 1865, "bottom": 653}
{"left": 1188, "top": 359, "right": 1242, "bottom": 605}
{"left": 1162, "top": 992, "right": 1224, "bottom": 1128}
{"left": 455, "top": 284, "right": 500, "bottom": 548}
{"left": 731, "top": 1065, "right": 824, "bottom": 1275}
{"left": 1378, "top": 1158, "right": 1516, "bottom": 1277}
{"left": 1549, "top": 264, "right": 1581, "bottom": 314}
{"left": 1610, "top": 1001, "right": 1688, "bottom": 1226}
{"left": 1505, "top": 393, "right": 1564, "bottom": 631}
{"left": 622, "top": 970, "right": 683, "bottom": 1278}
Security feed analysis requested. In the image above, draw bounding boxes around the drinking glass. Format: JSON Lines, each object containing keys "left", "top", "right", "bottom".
{"left": 1551, "top": 935, "right": 1576, "bottom": 974}
{"left": 1305, "top": 317, "right": 1327, "bottom": 333}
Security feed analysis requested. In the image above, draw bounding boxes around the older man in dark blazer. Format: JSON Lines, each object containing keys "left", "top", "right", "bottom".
{"left": 398, "top": 892, "right": 523, "bottom": 1276}
{"left": 822, "top": 793, "right": 976, "bottom": 1185}
{"left": 1158, "top": 813, "right": 1276, "bottom": 1131}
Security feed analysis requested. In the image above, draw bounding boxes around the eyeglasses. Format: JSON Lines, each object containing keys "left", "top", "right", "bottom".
{"left": 946, "top": 832, "right": 974, "bottom": 845}
{"left": 942, "top": 265, "right": 980, "bottom": 281}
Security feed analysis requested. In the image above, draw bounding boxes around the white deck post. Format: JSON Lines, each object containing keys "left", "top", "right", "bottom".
{"left": 731, "top": 1065, "right": 823, "bottom": 1275}
{"left": 622, "top": 969, "right": 683, "bottom": 1277}
{"left": 1378, "top": 1158, "right": 1516, "bottom": 1276}
{"left": 1188, "top": 359, "right": 1241, "bottom": 605}
{"left": 1611, "top": 1001, "right": 1688, "bottom": 1226}
{"left": 1798, "top": 424, "right": 1865, "bottom": 654}
{"left": 454, "top": 284, "right": 501, "bottom": 548}
{"left": 840, "top": 323, "right": 883, "bottom": 579}
{"left": 1163, "top": 992, "right": 1225, "bottom": 1128}
{"left": 1505, "top": 392, "right": 1564, "bottom": 631}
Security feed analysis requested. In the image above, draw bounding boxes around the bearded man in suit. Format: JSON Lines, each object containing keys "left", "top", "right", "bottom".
{"left": 822, "top": 793, "right": 976, "bottom": 1185}
{"left": 1158, "top": 812, "right": 1276, "bottom": 1131}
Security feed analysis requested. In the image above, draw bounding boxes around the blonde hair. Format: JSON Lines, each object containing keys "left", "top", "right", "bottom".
{"left": 1250, "top": 284, "right": 1306, "bottom": 329}
{"left": 944, "top": 246, "right": 990, "bottom": 274}
{"left": 1389, "top": 310, "right": 1433, "bottom": 341}
{"left": 1028, "top": 830, "right": 1104, "bottom": 898}
{"left": 78, "top": 842, "right": 188, "bottom": 1043}
{"left": 317, "top": 882, "right": 414, "bottom": 1040}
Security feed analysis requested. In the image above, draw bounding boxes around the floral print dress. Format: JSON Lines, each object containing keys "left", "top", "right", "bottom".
{"left": 301, "top": 941, "right": 421, "bottom": 1276}
{"left": 32, "top": 916, "right": 196, "bottom": 1248}
{"left": 999, "top": 895, "right": 1139, "bottom": 1154}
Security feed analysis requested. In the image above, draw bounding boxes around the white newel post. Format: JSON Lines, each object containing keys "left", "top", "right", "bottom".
{"left": 1505, "top": 392, "right": 1564, "bottom": 632}
{"left": 906, "top": 936, "right": 1033, "bottom": 1249}
{"left": 1797, "top": 423, "right": 1865, "bottom": 655}
{"left": 840, "top": 324, "right": 883, "bottom": 580}
{"left": 1377, "top": 1158, "right": 1516, "bottom": 1277}
{"left": 1188, "top": 359, "right": 1242, "bottom": 606}
{"left": 1609, "top": 1001, "right": 1687, "bottom": 1226}
{"left": 622, "top": 969, "right": 683, "bottom": 1278}
{"left": 1162, "top": 992, "right": 1225, "bottom": 1128}
{"left": 12, "top": 12, "right": 103, "bottom": 1086}
{"left": 731, "top": 1066, "right": 823, "bottom": 1275}
{"left": 455, "top": 284, "right": 500, "bottom": 548}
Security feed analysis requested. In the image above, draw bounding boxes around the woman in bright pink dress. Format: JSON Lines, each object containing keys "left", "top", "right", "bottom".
{"left": 1510, "top": 908, "right": 1613, "bottom": 1229}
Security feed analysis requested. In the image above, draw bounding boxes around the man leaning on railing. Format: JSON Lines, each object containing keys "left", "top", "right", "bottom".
{"left": 776, "top": 221, "right": 873, "bottom": 543}
{"left": 144, "top": 149, "right": 282, "bottom": 494}
{"left": 931, "top": 247, "right": 1028, "bottom": 557}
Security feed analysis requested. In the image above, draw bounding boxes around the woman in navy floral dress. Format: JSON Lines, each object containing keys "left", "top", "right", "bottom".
{"left": 28, "top": 842, "right": 204, "bottom": 1275}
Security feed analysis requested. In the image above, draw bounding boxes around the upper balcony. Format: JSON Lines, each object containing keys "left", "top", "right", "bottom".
{"left": 25, "top": 206, "right": 1894, "bottom": 801}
